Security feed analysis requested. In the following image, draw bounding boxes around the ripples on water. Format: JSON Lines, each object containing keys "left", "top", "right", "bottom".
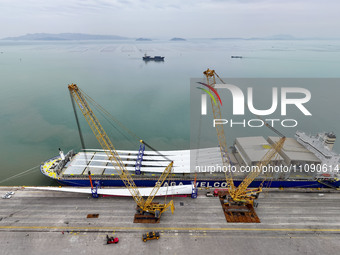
{"left": 1, "top": 39, "right": 340, "bottom": 185}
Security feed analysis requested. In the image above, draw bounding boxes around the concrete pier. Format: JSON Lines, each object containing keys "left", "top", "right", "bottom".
{"left": 1, "top": 187, "right": 340, "bottom": 254}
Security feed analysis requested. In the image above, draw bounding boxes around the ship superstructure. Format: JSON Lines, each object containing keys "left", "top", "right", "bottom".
{"left": 296, "top": 131, "right": 340, "bottom": 176}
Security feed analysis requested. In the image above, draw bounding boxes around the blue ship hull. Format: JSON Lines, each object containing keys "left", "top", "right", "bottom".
{"left": 57, "top": 178, "right": 340, "bottom": 189}
{"left": 42, "top": 154, "right": 340, "bottom": 189}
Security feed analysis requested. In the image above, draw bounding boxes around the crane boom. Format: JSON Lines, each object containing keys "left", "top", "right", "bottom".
{"left": 203, "top": 69, "right": 236, "bottom": 195}
{"left": 202, "top": 69, "right": 286, "bottom": 204}
{"left": 233, "top": 137, "right": 286, "bottom": 200}
{"left": 232, "top": 114, "right": 286, "bottom": 201}
{"left": 145, "top": 163, "right": 173, "bottom": 205}
{"left": 68, "top": 84, "right": 174, "bottom": 217}
{"left": 69, "top": 84, "right": 144, "bottom": 205}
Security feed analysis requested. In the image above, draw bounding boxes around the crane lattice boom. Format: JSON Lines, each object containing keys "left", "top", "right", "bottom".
{"left": 203, "top": 69, "right": 236, "bottom": 196}
{"left": 68, "top": 84, "right": 174, "bottom": 216}
{"left": 233, "top": 137, "right": 286, "bottom": 200}
{"left": 202, "top": 69, "right": 285, "bottom": 204}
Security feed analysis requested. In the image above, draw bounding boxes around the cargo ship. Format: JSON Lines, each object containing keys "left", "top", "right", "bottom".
{"left": 142, "top": 54, "right": 164, "bottom": 61}
{"left": 41, "top": 131, "right": 340, "bottom": 189}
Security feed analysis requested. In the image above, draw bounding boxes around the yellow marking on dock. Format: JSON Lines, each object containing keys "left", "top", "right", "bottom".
{"left": 0, "top": 226, "right": 340, "bottom": 233}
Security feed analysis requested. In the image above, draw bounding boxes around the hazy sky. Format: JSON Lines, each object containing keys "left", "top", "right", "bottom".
{"left": 1, "top": 0, "right": 339, "bottom": 39}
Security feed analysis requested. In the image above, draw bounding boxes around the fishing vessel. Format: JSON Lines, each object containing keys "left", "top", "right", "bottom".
{"left": 142, "top": 54, "right": 165, "bottom": 61}
{"left": 41, "top": 131, "right": 340, "bottom": 189}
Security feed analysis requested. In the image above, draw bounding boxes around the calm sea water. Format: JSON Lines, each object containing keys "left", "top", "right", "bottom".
{"left": 1, "top": 39, "right": 340, "bottom": 186}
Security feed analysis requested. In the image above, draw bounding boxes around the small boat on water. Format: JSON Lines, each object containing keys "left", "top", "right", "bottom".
{"left": 143, "top": 54, "right": 165, "bottom": 61}
{"left": 231, "top": 56, "right": 243, "bottom": 58}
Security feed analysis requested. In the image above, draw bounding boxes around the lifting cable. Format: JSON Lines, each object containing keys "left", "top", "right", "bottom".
{"left": 70, "top": 91, "right": 89, "bottom": 173}
{"left": 84, "top": 92, "right": 172, "bottom": 179}
{"left": 194, "top": 78, "right": 204, "bottom": 188}
{"left": 80, "top": 88, "right": 172, "bottom": 162}
{"left": 0, "top": 165, "right": 40, "bottom": 184}
{"left": 73, "top": 87, "right": 174, "bottom": 196}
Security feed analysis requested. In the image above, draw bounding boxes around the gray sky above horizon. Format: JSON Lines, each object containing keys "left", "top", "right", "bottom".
{"left": 1, "top": 0, "right": 339, "bottom": 39}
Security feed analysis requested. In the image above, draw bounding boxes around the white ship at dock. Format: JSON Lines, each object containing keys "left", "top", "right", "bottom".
{"left": 40, "top": 131, "right": 340, "bottom": 189}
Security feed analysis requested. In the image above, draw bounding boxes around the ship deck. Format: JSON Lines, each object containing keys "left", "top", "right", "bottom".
{"left": 46, "top": 148, "right": 320, "bottom": 181}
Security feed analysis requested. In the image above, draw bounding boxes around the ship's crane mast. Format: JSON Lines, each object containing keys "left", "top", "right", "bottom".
{"left": 202, "top": 69, "right": 286, "bottom": 221}
{"left": 68, "top": 84, "right": 174, "bottom": 220}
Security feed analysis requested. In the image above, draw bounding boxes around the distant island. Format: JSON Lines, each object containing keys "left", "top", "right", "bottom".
{"left": 2, "top": 33, "right": 128, "bottom": 41}
{"left": 170, "top": 37, "right": 186, "bottom": 41}
{"left": 136, "top": 38, "right": 152, "bottom": 41}
{"left": 3, "top": 33, "right": 337, "bottom": 41}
